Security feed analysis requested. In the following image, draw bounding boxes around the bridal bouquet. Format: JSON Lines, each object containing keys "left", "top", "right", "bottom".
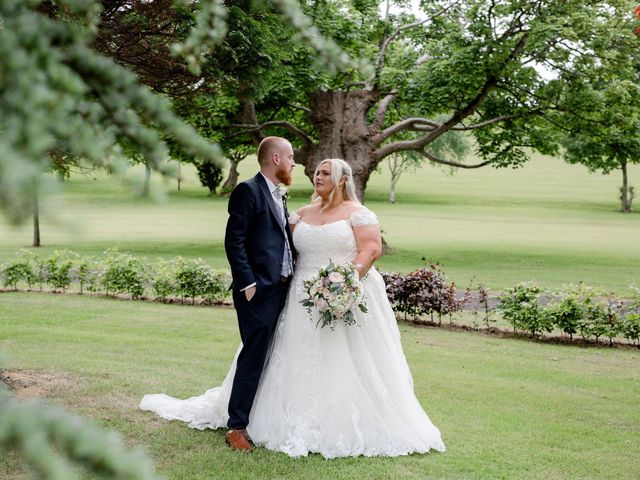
{"left": 300, "top": 261, "right": 367, "bottom": 329}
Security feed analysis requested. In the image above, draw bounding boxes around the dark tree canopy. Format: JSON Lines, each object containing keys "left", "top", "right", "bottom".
{"left": 0, "top": 0, "right": 356, "bottom": 223}
{"left": 0, "top": 0, "right": 226, "bottom": 223}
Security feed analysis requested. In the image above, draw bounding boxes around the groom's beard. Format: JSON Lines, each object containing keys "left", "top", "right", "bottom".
{"left": 276, "top": 169, "right": 292, "bottom": 186}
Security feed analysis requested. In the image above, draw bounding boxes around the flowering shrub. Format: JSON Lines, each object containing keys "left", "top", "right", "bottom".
{"left": 151, "top": 259, "right": 177, "bottom": 303}
{"left": 497, "top": 283, "right": 639, "bottom": 346}
{"left": 622, "top": 313, "right": 640, "bottom": 346}
{"left": 570, "top": 287, "right": 623, "bottom": 344}
{"left": 45, "top": 251, "right": 77, "bottom": 292}
{"left": 382, "top": 264, "right": 467, "bottom": 324}
{"left": 0, "top": 250, "right": 229, "bottom": 306}
{"left": 0, "top": 250, "right": 38, "bottom": 290}
{"left": 202, "top": 269, "right": 230, "bottom": 305}
{"left": 102, "top": 250, "right": 147, "bottom": 299}
{"left": 543, "top": 286, "right": 584, "bottom": 340}
{"left": 70, "top": 255, "right": 102, "bottom": 294}
{"left": 477, "top": 284, "right": 494, "bottom": 329}
{"left": 621, "top": 286, "right": 640, "bottom": 346}
{"left": 497, "top": 282, "right": 553, "bottom": 338}
{"left": 175, "top": 257, "right": 211, "bottom": 303}
{"left": 1, "top": 261, "right": 34, "bottom": 291}
{"left": 174, "top": 258, "right": 229, "bottom": 305}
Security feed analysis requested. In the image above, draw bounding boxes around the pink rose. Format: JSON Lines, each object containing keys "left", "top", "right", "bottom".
{"left": 316, "top": 298, "right": 329, "bottom": 311}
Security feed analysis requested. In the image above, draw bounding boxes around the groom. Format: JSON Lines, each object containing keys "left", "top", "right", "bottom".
{"left": 223, "top": 136, "right": 296, "bottom": 452}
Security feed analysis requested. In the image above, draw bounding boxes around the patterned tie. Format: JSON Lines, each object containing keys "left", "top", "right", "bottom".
{"left": 273, "top": 186, "right": 287, "bottom": 226}
{"left": 273, "top": 185, "right": 292, "bottom": 276}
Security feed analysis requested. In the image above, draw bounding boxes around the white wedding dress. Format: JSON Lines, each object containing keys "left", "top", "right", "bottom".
{"left": 140, "top": 208, "right": 445, "bottom": 458}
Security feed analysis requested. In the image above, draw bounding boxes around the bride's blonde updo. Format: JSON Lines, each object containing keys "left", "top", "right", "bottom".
{"left": 312, "top": 158, "right": 360, "bottom": 205}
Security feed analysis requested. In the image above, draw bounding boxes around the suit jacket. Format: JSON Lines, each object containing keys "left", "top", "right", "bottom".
{"left": 224, "top": 173, "right": 295, "bottom": 299}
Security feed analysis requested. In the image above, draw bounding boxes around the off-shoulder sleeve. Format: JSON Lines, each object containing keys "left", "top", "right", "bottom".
{"left": 288, "top": 211, "right": 301, "bottom": 225}
{"left": 350, "top": 208, "right": 379, "bottom": 226}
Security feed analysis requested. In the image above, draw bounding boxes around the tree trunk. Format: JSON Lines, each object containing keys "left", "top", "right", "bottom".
{"left": 32, "top": 186, "right": 41, "bottom": 247}
{"left": 305, "top": 90, "right": 379, "bottom": 202}
{"left": 388, "top": 157, "right": 400, "bottom": 204}
{"left": 381, "top": 236, "right": 391, "bottom": 255}
{"left": 177, "top": 161, "right": 182, "bottom": 192}
{"left": 143, "top": 163, "right": 151, "bottom": 197}
{"left": 389, "top": 174, "right": 399, "bottom": 204}
{"left": 620, "top": 161, "right": 630, "bottom": 213}
{"left": 222, "top": 159, "right": 240, "bottom": 194}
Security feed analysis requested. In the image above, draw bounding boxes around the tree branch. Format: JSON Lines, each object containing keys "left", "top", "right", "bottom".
{"left": 370, "top": 90, "right": 398, "bottom": 131}
{"left": 372, "top": 1, "right": 460, "bottom": 89}
{"left": 455, "top": 115, "right": 519, "bottom": 130}
{"left": 285, "top": 102, "right": 312, "bottom": 114}
{"left": 231, "top": 121, "right": 313, "bottom": 146}
{"left": 374, "top": 30, "right": 531, "bottom": 160}
{"left": 375, "top": 112, "right": 532, "bottom": 147}
{"left": 373, "top": 117, "right": 439, "bottom": 145}
{"left": 420, "top": 150, "right": 494, "bottom": 169}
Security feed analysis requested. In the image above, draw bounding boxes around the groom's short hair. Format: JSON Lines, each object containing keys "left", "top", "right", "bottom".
{"left": 257, "top": 136, "right": 287, "bottom": 166}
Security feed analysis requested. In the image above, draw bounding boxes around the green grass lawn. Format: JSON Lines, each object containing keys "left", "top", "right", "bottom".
{"left": 1, "top": 153, "right": 638, "bottom": 294}
{"left": 1, "top": 292, "right": 638, "bottom": 479}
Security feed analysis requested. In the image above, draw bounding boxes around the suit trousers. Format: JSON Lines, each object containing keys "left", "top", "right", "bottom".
{"left": 227, "top": 281, "right": 289, "bottom": 429}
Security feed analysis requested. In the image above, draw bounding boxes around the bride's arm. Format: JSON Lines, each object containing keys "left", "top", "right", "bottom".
{"left": 352, "top": 224, "right": 382, "bottom": 278}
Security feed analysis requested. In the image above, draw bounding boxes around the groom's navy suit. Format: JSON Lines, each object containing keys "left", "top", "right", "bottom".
{"left": 224, "top": 172, "right": 295, "bottom": 430}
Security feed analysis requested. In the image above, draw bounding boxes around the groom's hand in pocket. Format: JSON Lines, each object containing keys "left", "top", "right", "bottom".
{"left": 245, "top": 286, "right": 256, "bottom": 302}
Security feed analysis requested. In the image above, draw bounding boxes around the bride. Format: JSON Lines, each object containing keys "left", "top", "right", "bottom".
{"left": 140, "top": 158, "right": 445, "bottom": 458}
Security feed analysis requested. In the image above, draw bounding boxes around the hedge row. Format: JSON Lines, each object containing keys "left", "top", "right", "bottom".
{"left": 3, "top": 251, "right": 639, "bottom": 346}
{"left": 380, "top": 264, "right": 639, "bottom": 347}
{"left": 0, "top": 249, "right": 230, "bottom": 305}
{"left": 497, "top": 282, "right": 640, "bottom": 346}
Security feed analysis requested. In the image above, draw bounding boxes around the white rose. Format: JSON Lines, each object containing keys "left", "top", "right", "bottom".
{"left": 328, "top": 272, "right": 345, "bottom": 283}
{"left": 328, "top": 295, "right": 342, "bottom": 308}
{"left": 342, "top": 296, "right": 355, "bottom": 310}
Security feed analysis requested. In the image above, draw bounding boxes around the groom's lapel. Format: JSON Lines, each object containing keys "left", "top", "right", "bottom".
{"left": 255, "top": 173, "right": 286, "bottom": 235}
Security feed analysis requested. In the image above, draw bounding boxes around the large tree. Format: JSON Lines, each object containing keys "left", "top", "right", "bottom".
{"left": 561, "top": 78, "right": 640, "bottom": 212}
{"left": 215, "top": 0, "right": 637, "bottom": 200}
{"left": 552, "top": 1, "right": 640, "bottom": 212}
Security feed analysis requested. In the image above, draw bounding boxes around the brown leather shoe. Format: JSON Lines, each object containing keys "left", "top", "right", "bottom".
{"left": 225, "top": 429, "right": 254, "bottom": 452}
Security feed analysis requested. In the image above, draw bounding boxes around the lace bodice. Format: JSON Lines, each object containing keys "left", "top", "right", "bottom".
{"left": 289, "top": 208, "right": 378, "bottom": 273}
